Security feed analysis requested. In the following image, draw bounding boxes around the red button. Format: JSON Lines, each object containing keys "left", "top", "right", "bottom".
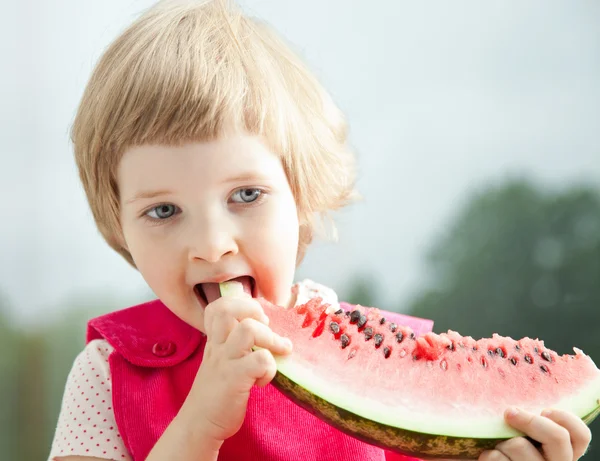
{"left": 152, "top": 341, "right": 176, "bottom": 357}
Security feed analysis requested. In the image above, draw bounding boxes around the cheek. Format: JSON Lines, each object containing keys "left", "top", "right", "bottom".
{"left": 262, "top": 200, "right": 299, "bottom": 257}
{"left": 247, "top": 198, "right": 299, "bottom": 304}
{"left": 122, "top": 224, "right": 179, "bottom": 289}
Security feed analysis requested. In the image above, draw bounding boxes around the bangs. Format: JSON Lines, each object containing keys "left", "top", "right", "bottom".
{"left": 81, "top": 0, "right": 329, "bottom": 164}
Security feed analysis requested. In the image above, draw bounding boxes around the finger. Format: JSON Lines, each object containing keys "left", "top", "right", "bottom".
{"left": 478, "top": 449, "right": 510, "bottom": 461}
{"left": 504, "top": 408, "right": 571, "bottom": 461}
{"left": 240, "top": 348, "right": 278, "bottom": 387}
{"left": 540, "top": 408, "right": 592, "bottom": 460}
{"left": 494, "top": 437, "right": 545, "bottom": 461}
{"left": 226, "top": 318, "right": 292, "bottom": 359}
{"left": 204, "top": 297, "right": 269, "bottom": 344}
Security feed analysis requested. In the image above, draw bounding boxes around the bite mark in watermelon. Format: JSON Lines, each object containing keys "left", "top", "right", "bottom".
{"left": 219, "top": 281, "right": 600, "bottom": 459}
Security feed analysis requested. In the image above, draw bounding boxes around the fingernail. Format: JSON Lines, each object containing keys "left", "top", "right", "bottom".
{"left": 282, "top": 338, "right": 292, "bottom": 349}
{"left": 505, "top": 407, "right": 520, "bottom": 418}
{"left": 541, "top": 409, "right": 552, "bottom": 417}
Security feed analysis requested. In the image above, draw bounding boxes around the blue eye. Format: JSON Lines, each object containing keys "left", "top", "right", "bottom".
{"left": 231, "top": 188, "right": 262, "bottom": 203}
{"left": 146, "top": 204, "right": 178, "bottom": 219}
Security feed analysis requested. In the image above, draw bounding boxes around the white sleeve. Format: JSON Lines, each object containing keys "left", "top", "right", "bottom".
{"left": 294, "top": 279, "right": 340, "bottom": 313}
{"left": 47, "top": 339, "right": 132, "bottom": 461}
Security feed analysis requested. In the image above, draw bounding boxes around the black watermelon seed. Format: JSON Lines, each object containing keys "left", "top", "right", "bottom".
{"left": 364, "top": 327, "right": 374, "bottom": 341}
{"left": 349, "top": 310, "right": 361, "bottom": 324}
{"left": 534, "top": 347, "right": 539, "bottom": 353}
{"left": 472, "top": 346, "right": 478, "bottom": 351}
{"left": 447, "top": 342, "right": 455, "bottom": 351}
{"left": 374, "top": 334, "right": 384, "bottom": 348}
{"left": 410, "top": 333, "right": 415, "bottom": 340}
{"left": 329, "top": 322, "right": 340, "bottom": 335}
{"left": 524, "top": 354, "right": 533, "bottom": 364}
{"left": 357, "top": 315, "right": 367, "bottom": 329}
{"left": 345, "top": 311, "right": 351, "bottom": 317}
{"left": 481, "top": 356, "right": 488, "bottom": 368}
{"left": 541, "top": 351, "right": 552, "bottom": 362}
{"left": 395, "top": 332, "right": 404, "bottom": 343}
{"left": 496, "top": 348, "right": 505, "bottom": 358}
{"left": 540, "top": 365, "right": 549, "bottom": 373}
{"left": 334, "top": 309, "right": 343, "bottom": 315}
{"left": 487, "top": 350, "right": 494, "bottom": 357}
{"left": 379, "top": 317, "right": 386, "bottom": 325}
{"left": 340, "top": 334, "right": 350, "bottom": 349}
{"left": 510, "top": 357, "right": 518, "bottom": 365}
{"left": 515, "top": 344, "right": 521, "bottom": 351}
{"left": 383, "top": 347, "right": 391, "bottom": 358}
{"left": 389, "top": 323, "right": 397, "bottom": 333}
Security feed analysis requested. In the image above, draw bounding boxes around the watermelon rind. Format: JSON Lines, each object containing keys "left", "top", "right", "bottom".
{"left": 582, "top": 400, "right": 600, "bottom": 425}
{"left": 271, "top": 368, "right": 500, "bottom": 459}
{"left": 272, "top": 350, "right": 600, "bottom": 459}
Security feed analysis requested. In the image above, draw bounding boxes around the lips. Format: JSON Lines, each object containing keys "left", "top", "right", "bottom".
{"left": 195, "top": 276, "right": 256, "bottom": 306}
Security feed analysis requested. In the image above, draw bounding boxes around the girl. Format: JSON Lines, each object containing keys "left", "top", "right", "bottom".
{"left": 48, "top": 1, "right": 592, "bottom": 460}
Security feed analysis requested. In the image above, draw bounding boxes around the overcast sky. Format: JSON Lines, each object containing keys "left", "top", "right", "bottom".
{"left": 1, "top": 0, "right": 599, "bottom": 326}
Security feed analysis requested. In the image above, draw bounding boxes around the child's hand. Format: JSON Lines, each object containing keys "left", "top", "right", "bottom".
{"left": 189, "top": 295, "right": 293, "bottom": 445}
{"left": 479, "top": 407, "right": 592, "bottom": 460}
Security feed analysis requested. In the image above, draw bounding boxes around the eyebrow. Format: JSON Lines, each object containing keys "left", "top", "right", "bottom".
{"left": 124, "top": 189, "right": 173, "bottom": 204}
{"left": 222, "top": 172, "right": 270, "bottom": 184}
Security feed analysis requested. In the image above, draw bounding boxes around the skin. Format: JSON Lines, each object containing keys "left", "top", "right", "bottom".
{"left": 54, "top": 133, "right": 592, "bottom": 461}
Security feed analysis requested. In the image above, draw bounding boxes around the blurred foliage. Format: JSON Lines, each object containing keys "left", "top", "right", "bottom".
{"left": 409, "top": 179, "right": 600, "bottom": 353}
{"left": 1, "top": 178, "right": 600, "bottom": 460}
{"left": 0, "top": 300, "right": 19, "bottom": 461}
{"left": 408, "top": 178, "right": 600, "bottom": 459}
{"left": 0, "top": 292, "right": 141, "bottom": 460}
{"left": 345, "top": 273, "right": 381, "bottom": 308}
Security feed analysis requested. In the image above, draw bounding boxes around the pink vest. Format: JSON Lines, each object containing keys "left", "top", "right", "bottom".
{"left": 87, "top": 299, "right": 433, "bottom": 461}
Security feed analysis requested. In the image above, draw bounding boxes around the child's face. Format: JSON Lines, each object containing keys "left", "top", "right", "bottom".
{"left": 117, "top": 133, "right": 300, "bottom": 333}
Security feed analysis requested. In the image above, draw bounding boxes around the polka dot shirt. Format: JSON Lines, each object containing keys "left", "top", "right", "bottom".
{"left": 48, "top": 339, "right": 131, "bottom": 460}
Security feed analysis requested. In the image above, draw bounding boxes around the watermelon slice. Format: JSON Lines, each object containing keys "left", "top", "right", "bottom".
{"left": 219, "top": 281, "right": 600, "bottom": 459}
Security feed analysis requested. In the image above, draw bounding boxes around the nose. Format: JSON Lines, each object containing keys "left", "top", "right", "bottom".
{"left": 188, "top": 212, "right": 239, "bottom": 263}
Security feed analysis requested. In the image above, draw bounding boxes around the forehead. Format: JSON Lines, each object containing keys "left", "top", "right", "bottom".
{"left": 117, "top": 134, "right": 285, "bottom": 193}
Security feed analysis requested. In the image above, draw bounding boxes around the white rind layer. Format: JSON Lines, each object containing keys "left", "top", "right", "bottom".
{"left": 276, "top": 354, "right": 600, "bottom": 439}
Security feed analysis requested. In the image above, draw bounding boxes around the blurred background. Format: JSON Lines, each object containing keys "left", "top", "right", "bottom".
{"left": 1, "top": 0, "right": 599, "bottom": 459}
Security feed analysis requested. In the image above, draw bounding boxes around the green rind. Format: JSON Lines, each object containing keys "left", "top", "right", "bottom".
{"left": 271, "top": 371, "right": 503, "bottom": 459}
{"left": 272, "top": 371, "right": 600, "bottom": 459}
{"left": 582, "top": 400, "right": 600, "bottom": 425}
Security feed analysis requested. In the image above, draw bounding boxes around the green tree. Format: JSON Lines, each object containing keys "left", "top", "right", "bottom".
{"left": 0, "top": 295, "right": 19, "bottom": 461}
{"left": 408, "top": 178, "right": 600, "bottom": 459}
{"left": 343, "top": 273, "right": 380, "bottom": 307}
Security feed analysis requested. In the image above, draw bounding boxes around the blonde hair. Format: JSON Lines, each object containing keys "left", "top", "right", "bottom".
{"left": 72, "top": 0, "right": 357, "bottom": 267}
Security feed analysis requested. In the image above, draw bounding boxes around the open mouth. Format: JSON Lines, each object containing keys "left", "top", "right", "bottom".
{"left": 194, "top": 276, "right": 256, "bottom": 306}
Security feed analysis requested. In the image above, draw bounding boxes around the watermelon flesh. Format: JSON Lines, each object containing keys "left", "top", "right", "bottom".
{"left": 219, "top": 282, "right": 600, "bottom": 458}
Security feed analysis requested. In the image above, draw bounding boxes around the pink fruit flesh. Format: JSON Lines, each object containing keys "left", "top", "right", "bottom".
{"left": 260, "top": 298, "right": 600, "bottom": 417}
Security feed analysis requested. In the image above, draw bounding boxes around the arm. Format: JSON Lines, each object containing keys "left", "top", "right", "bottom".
{"left": 145, "top": 294, "right": 292, "bottom": 461}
